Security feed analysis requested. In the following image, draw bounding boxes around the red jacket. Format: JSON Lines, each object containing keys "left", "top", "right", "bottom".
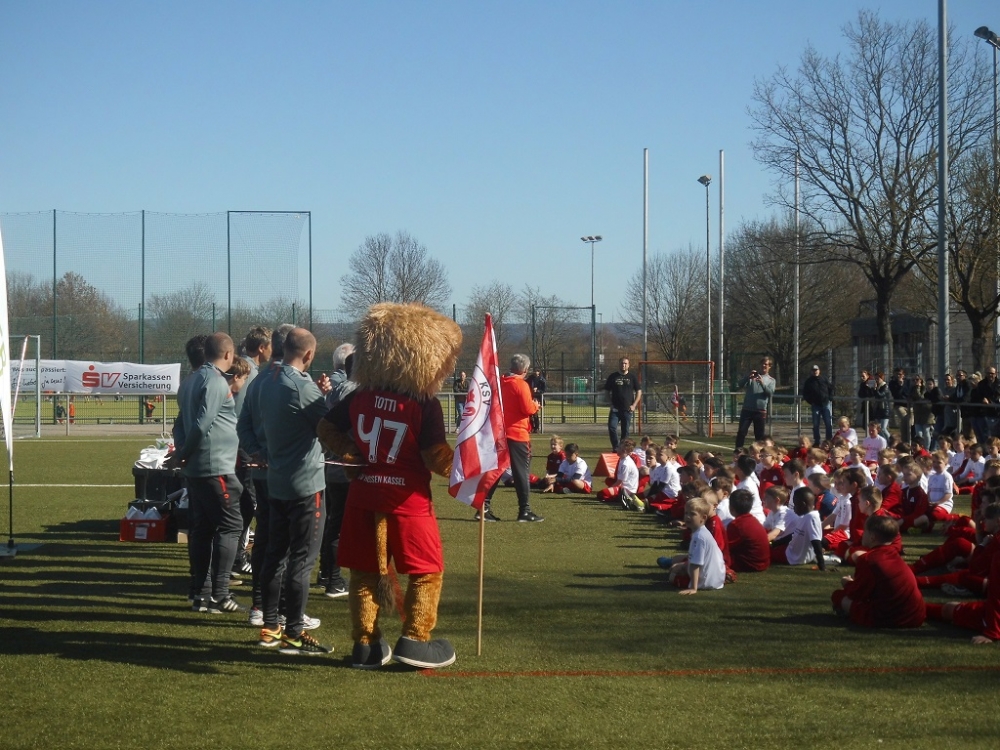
{"left": 842, "top": 544, "right": 925, "bottom": 628}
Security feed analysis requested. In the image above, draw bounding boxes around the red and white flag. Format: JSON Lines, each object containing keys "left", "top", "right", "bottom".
{"left": 449, "top": 314, "right": 509, "bottom": 510}
{"left": 670, "top": 384, "right": 680, "bottom": 407}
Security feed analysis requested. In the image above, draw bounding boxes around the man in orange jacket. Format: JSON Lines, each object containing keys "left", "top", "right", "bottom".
{"left": 477, "top": 353, "right": 543, "bottom": 523}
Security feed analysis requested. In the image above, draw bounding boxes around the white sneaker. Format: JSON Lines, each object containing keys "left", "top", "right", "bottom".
{"left": 823, "top": 554, "right": 842, "bottom": 566}
{"left": 302, "top": 614, "right": 321, "bottom": 631}
{"left": 248, "top": 607, "right": 264, "bottom": 627}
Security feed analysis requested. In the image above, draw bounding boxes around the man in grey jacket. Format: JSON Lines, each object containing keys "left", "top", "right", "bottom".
{"left": 735, "top": 357, "right": 776, "bottom": 449}
{"left": 171, "top": 332, "right": 243, "bottom": 613}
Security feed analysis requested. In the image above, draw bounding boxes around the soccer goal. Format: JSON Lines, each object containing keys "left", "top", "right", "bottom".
{"left": 637, "top": 360, "right": 715, "bottom": 438}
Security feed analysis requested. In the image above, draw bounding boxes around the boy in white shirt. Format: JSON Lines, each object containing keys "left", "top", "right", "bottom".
{"left": 676, "top": 497, "right": 726, "bottom": 594}
{"left": 555, "top": 443, "right": 592, "bottom": 494}
{"left": 909, "top": 451, "right": 957, "bottom": 531}
{"left": 763, "top": 485, "right": 792, "bottom": 542}
{"left": 645, "top": 445, "right": 681, "bottom": 502}
{"left": 598, "top": 439, "right": 640, "bottom": 508}
{"left": 734, "top": 454, "right": 766, "bottom": 523}
{"left": 713, "top": 475, "right": 735, "bottom": 527}
{"left": 862, "top": 422, "right": 888, "bottom": 465}
{"left": 772, "top": 488, "right": 827, "bottom": 569}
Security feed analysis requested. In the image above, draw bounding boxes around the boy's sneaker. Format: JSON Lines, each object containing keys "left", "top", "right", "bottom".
{"left": 823, "top": 554, "right": 842, "bottom": 566}
{"left": 248, "top": 607, "right": 264, "bottom": 627}
{"left": 516, "top": 511, "right": 544, "bottom": 523}
{"left": 325, "top": 583, "right": 349, "bottom": 599}
{"left": 352, "top": 638, "right": 393, "bottom": 670}
{"left": 657, "top": 556, "right": 673, "bottom": 569}
{"left": 560, "top": 487, "right": 571, "bottom": 494}
{"left": 191, "top": 598, "right": 210, "bottom": 613}
{"left": 207, "top": 596, "right": 246, "bottom": 614}
{"left": 279, "top": 632, "right": 331, "bottom": 656}
{"left": 474, "top": 509, "right": 500, "bottom": 522}
{"left": 302, "top": 614, "right": 321, "bottom": 631}
{"left": 258, "top": 625, "right": 283, "bottom": 648}
{"left": 941, "top": 583, "right": 975, "bottom": 597}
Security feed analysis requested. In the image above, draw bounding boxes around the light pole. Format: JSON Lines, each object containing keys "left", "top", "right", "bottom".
{"left": 581, "top": 235, "right": 602, "bottom": 419}
{"left": 975, "top": 25, "right": 1000, "bottom": 368}
{"left": 697, "top": 176, "right": 712, "bottom": 370}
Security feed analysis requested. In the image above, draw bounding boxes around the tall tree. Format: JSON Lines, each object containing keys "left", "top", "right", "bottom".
{"left": 726, "top": 217, "right": 861, "bottom": 386}
{"left": 749, "top": 11, "right": 992, "bottom": 370}
{"left": 339, "top": 231, "right": 451, "bottom": 314}
{"left": 619, "top": 247, "right": 705, "bottom": 362}
{"left": 464, "top": 281, "right": 517, "bottom": 357}
{"left": 52, "top": 272, "right": 131, "bottom": 360}
{"left": 518, "top": 285, "right": 580, "bottom": 375}
{"left": 916, "top": 149, "right": 1000, "bottom": 371}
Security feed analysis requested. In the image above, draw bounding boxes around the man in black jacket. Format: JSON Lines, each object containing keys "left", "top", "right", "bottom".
{"left": 970, "top": 367, "right": 1000, "bottom": 444}
{"left": 802, "top": 364, "right": 834, "bottom": 443}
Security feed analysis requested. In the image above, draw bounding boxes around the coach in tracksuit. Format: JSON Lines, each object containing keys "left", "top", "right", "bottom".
{"left": 172, "top": 332, "right": 243, "bottom": 612}
{"left": 258, "top": 328, "right": 330, "bottom": 651}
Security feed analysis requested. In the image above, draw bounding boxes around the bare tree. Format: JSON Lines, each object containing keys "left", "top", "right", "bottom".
{"left": 51, "top": 272, "right": 131, "bottom": 360}
{"left": 464, "top": 281, "right": 517, "bottom": 356}
{"left": 620, "top": 247, "right": 705, "bottom": 362}
{"left": 518, "top": 285, "right": 581, "bottom": 374}
{"left": 145, "top": 282, "right": 217, "bottom": 363}
{"left": 339, "top": 231, "right": 451, "bottom": 314}
{"left": 749, "top": 11, "right": 992, "bottom": 369}
{"left": 915, "top": 149, "right": 1000, "bottom": 371}
{"left": 726, "top": 217, "right": 861, "bottom": 386}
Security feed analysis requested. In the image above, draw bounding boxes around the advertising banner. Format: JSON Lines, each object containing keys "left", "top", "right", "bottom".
{"left": 10, "top": 359, "right": 67, "bottom": 393}
{"left": 63, "top": 361, "right": 181, "bottom": 395}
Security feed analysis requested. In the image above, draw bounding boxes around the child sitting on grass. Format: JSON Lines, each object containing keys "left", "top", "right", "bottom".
{"left": 831, "top": 515, "right": 925, "bottom": 628}
{"left": 535, "top": 435, "right": 567, "bottom": 492}
{"left": 672, "top": 496, "right": 726, "bottom": 595}
{"left": 809, "top": 473, "right": 838, "bottom": 521}
{"left": 769, "top": 488, "right": 826, "bottom": 570}
{"left": 726, "top": 488, "right": 771, "bottom": 572}
{"left": 914, "top": 497, "right": 1000, "bottom": 597}
{"left": 873, "top": 464, "right": 904, "bottom": 519}
{"left": 598, "top": 439, "right": 640, "bottom": 508}
{"left": 552, "top": 443, "right": 592, "bottom": 494}
{"left": 840, "top": 485, "right": 902, "bottom": 565}
{"left": 763, "top": 485, "right": 792, "bottom": 543}
{"left": 734, "top": 454, "right": 765, "bottom": 523}
{"left": 645, "top": 445, "right": 681, "bottom": 505}
{"left": 836, "top": 416, "right": 859, "bottom": 447}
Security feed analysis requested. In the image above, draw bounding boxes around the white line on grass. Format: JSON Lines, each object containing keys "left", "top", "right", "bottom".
{"left": 19, "top": 484, "right": 134, "bottom": 488}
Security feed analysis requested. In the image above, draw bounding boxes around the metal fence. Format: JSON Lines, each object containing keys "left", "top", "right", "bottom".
{"left": 2, "top": 210, "right": 311, "bottom": 364}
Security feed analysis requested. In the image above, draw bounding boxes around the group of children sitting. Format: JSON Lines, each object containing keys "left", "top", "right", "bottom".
{"left": 530, "top": 427, "right": 1000, "bottom": 643}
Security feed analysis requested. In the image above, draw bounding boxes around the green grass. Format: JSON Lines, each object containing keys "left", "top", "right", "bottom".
{"left": 1, "top": 433, "right": 999, "bottom": 749}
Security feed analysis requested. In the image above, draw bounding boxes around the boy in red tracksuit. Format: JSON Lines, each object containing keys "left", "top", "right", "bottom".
{"left": 758, "top": 448, "right": 785, "bottom": 496}
{"left": 840, "top": 485, "right": 903, "bottom": 565}
{"left": 726, "top": 488, "right": 770, "bottom": 572}
{"left": 832, "top": 515, "right": 925, "bottom": 628}
{"left": 824, "top": 468, "right": 865, "bottom": 558}
{"left": 874, "top": 464, "right": 903, "bottom": 519}
{"left": 914, "top": 500, "right": 1000, "bottom": 595}
{"left": 927, "top": 531, "right": 1000, "bottom": 644}
{"left": 898, "top": 463, "right": 930, "bottom": 533}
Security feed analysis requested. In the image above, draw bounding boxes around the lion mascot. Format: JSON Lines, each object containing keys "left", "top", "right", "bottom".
{"left": 317, "top": 302, "right": 461, "bottom": 669}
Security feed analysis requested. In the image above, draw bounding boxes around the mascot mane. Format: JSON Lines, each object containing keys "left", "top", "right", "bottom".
{"left": 351, "top": 302, "right": 462, "bottom": 400}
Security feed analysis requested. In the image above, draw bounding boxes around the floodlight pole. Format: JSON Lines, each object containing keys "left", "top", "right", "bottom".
{"left": 581, "top": 235, "right": 603, "bottom": 421}
{"left": 938, "top": 0, "right": 950, "bottom": 386}
{"left": 698, "top": 175, "right": 712, "bottom": 408}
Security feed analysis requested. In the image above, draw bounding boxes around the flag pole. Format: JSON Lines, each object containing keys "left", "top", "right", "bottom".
{"left": 477, "top": 509, "right": 485, "bottom": 655}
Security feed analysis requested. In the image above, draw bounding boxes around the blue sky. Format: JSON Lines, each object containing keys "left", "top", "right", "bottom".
{"left": 1, "top": 1, "right": 995, "bottom": 321}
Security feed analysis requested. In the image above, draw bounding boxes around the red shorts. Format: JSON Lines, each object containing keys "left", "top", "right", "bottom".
{"left": 338, "top": 502, "right": 444, "bottom": 575}
{"left": 556, "top": 479, "right": 592, "bottom": 494}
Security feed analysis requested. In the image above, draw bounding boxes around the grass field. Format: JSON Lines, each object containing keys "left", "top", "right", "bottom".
{"left": 1, "top": 432, "right": 999, "bottom": 749}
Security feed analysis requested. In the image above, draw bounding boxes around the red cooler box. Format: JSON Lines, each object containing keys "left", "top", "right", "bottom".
{"left": 120, "top": 514, "right": 171, "bottom": 542}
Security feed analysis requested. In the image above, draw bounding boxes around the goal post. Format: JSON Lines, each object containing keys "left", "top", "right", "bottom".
{"left": 637, "top": 360, "right": 715, "bottom": 438}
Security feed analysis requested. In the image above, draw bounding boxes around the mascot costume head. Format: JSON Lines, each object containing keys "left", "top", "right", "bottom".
{"left": 318, "top": 302, "right": 462, "bottom": 669}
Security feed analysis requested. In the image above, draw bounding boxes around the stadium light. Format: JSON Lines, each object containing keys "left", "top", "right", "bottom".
{"left": 975, "top": 25, "right": 1000, "bottom": 369}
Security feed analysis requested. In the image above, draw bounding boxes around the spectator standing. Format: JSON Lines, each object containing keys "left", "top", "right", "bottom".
{"left": 802, "top": 364, "right": 834, "bottom": 443}
{"left": 257, "top": 328, "right": 331, "bottom": 654}
{"left": 856, "top": 369, "right": 878, "bottom": 426}
{"left": 888, "top": 368, "right": 912, "bottom": 443}
{"left": 526, "top": 368, "right": 547, "bottom": 433}
{"left": 872, "top": 372, "right": 891, "bottom": 439}
{"left": 909, "top": 375, "right": 935, "bottom": 450}
{"left": 479, "top": 354, "right": 542, "bottom": 523}
{"left": 971, "top": 367, "right": 1000, "bottom": 444}
{"left": 170, "top": 332, "right": 243, "bottom": 614}
{"left": 952, "top": 370, "right": 974, "bottom": 439}
{"left": 604, "top": 357, "right": 642, "bottom": 450}
{"left": 735, "top": 357, "right": 776, "bottom": 450}
{"left": 317, "top": 343, "right": 356, "bottom": 599}
{"left": 452, "top": 371, "right": 469, "bottom": 429}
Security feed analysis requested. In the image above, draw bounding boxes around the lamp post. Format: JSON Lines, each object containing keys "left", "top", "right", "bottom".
{"left": 975, "top": 25, "right": 1000, "bottom": 368}
{"left": 697, "top": 176, "right": 712, "bottom": 369}
{"left": 581, "top": 235, "right": 602, "bottom": 420}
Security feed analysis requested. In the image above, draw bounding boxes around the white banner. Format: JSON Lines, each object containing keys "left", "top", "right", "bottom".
{"left": 10, "top": 359, "right": 67, "bottom": 393}
{"left": 63, "top": 361, "right": 181, "bottom": 395}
